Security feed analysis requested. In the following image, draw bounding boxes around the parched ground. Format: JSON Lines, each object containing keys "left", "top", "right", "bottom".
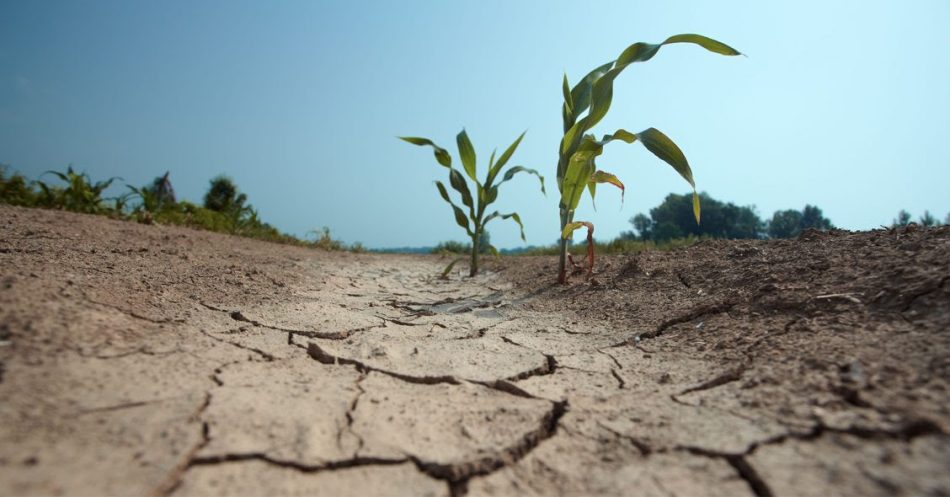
{"left": 0, "top": 204, "right": 947, "bottom": 497}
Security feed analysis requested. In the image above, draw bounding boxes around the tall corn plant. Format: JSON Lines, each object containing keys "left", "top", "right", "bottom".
{"left": 557, "top": 34, "right": 741, "bottom": 283}
{"left": 401, "top": 129, "right": 545, "bottom": 276}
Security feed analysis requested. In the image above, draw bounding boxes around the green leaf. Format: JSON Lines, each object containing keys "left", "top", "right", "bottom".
{"left": 562, "top": 105, "right": 573, "bottom": 134}
{"left": 616, "top": 34, "right": 741, "bottom": 66}
{"left": 497, "top": 166, "right": 546, "bottom": 195}
{"left": 448, "top": 168, "right": 475, "bottom": 212}
{"left": 484, "top": 211, "right": 526, "bottom": 241}
{"left": 562, "top": 73, "right": 573, "bottom": 112}
{"left": 435, "top": 181, "right": 474, "bottom": 237}
{"left": 456, "top": 129, "right": 478, "bottom": 182}
{"left": 561, "top": 220, "right": 593, "bottom": 240}
{"left": 662, "top": 33, "right": 742, "bottom": 56}
{"left": 631, "top": 127, "right": 700, "bottom": 223}
{"left": 692, "top": 190, "right": 702, "bottom": 224}
{"left": 570, "top": 61, "right": 613, "bottom": 118}
{"left": 486, "top": 131, "right": 526, "bottom": 187}
{"left": 560, "top": 150, "right": 596, "bottom": 211}
{"left": 562, "top": 34, "right": 740, "bottom": 158}
{"left": 602, "top": 129, "right": 637, "bottom": 144}
{"left": 635, "top": 127, "right": 694, "bottom": 187}
{"left": 440, "top": 257, "right": 466, "bottom": 280}
{"left": 484, "top": 186, "right": 499, "bottom": 206}
{"left": 399, "top": 136, "right": 452, "bottom": 168}
{"left": 590, "top": 170, "right": 625, "bottom": 205}
{"left": 43, "top": 170, "right": 70, "bottom": 183}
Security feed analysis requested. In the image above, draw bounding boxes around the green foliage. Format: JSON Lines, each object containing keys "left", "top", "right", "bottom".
{"left": 400, "top": 129, "right": 544, "bottom": 276}
{"left": 636, "top": 192, "right": 762, "bottom": 241}
{"left": 555, "top": 35, "right": 741, "bottom": 283}
{"left": 768, "top": 205, "right": 834, "bottom": 238}
{"left": 431, "top": 240, "right": 470, "bottom": 255}
{"left": 767, "top": 209, "right": 803, "bottom": 239}
{"left": 35, "top": 166, "right": 119, "bottom": 214}
{"left": 892, "top": 210, "right": 912, "bottom": 227}
{"left": 204, "top": 175, "right": 251, "bottom": 220}
{"left": 309, "top": 227, "right": 345, "bottom": 251}
{"left": 0, "top": 165, "right": 335, "bottom": 249}
{"left": 127, "top": 171, "right": 177, "bottom": 216}
{"left": 0, "top": 165, "right": 40, "bottom": 207}
{"left": 625, "top": 194, "right": 834, "bottom": 241}
{"left": 891, "top": 209, "right": 949, "bottom": 228}
{"left": 518, "top": 236, "right": 701, "bottom": 256}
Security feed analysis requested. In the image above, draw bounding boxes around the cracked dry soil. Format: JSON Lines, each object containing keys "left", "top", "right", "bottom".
{"left": 1, "top": 204, "right": 948, "bottom": 497}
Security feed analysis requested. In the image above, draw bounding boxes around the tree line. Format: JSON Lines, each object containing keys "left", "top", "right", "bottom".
{"left": 620, "top": 192, "right": 947, "bottom": 242}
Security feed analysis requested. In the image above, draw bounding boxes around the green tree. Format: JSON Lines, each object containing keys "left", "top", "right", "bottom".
{"left": 630, "top": 213, "right": 652, "bottom": 240}
{"left": 768, "top": 209, "right": 803, "bottom": 238}
{"left": 641, "top": 192, "right": 762, "bottom": 242}
{"left": 801, "top": 205, "right": 834, "bottom": 231}
{"left": 204, "top": 175, "right": 249, "bottom": 218}
{"left": 892, "top": 209, "right": 912, "bottom": 227}
{"left": 919, "top": 210, "right": 937, "bottom": 227}
{"left": 0, "top": 165, "right": 38, "bottom": 207}
{"left": 767, "top": 205, "right": 834, "bottom": 238}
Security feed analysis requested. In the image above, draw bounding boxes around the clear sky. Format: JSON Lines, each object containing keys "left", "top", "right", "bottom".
{"left": 2, "top": 1, "right": 948, "bottom": 248}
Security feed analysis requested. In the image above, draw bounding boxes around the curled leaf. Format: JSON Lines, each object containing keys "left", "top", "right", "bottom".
{"left": 590, "top": 170, "right": 625, "bottom": 206}
{"left": 399, "top": 136, "right": 452, "bottom": 168}
{"left": 499, "top": 165, "right": 545, "bottom": 195}
{"left": 484, "top": 211, "right": 526, "bottom": 241}
{"left": 561, "top": 221, "right": 595, "bottom": 279}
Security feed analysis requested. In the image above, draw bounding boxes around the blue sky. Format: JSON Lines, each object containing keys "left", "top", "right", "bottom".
{"left": 2, "top": 0, "right": 948, "bottom": 248}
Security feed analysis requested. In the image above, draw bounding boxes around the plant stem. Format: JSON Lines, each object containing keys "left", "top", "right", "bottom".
{"left": 558, "top": 209, "right": 569, "bottom": 284}
{"left": 470, "top": 229, "right": 480, "bottom": 277}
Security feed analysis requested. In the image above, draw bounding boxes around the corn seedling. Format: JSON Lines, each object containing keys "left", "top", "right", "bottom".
{"left": 401, "top": 129, "right": 545, "bottom": 276}
{"left": 38, "top": 166, "right": 119, "bottom": 214}
{"left": 557, "top": 34, "right": 741, "bottom": 283}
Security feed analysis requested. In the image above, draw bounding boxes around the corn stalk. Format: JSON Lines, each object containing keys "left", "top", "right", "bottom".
{"left": 401, "top": 129, "right": 545, "bottom": 276}
{"left": 557, "top": 34, "right": 742, "bottom": 283}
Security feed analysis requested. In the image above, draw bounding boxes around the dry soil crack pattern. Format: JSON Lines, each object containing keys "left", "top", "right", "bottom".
{"left": 1, "top": 206, "right": 948, "bottom": 497}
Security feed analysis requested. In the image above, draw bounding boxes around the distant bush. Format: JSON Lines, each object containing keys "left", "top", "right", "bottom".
{"left": 0, "top": 165, "right": 344, "bottom": 250}
{"left": 518, "top": 236, "right": 701, "bottom": 256}
{"left": 309, "top": 227, "right": 345, "bottom": 251}
{"left": 431, "top": 240, "right": 471, "bottom": 255}
{"left": 0, "top": 165, "right": 39, "bottom": 207}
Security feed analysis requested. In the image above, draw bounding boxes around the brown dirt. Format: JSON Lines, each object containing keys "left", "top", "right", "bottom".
{"left": 0, "top": 204, "right": 947, "bottom": 497}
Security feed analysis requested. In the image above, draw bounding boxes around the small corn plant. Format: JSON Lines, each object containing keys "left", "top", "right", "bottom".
{"left": 37, "top": 165, "right": 119, "bottom": 214}
{"left": 400, "top": 129, "right": 545, "bottom": 276}
{"left": 557, "top": 34, "right": 741, "bottom": 283}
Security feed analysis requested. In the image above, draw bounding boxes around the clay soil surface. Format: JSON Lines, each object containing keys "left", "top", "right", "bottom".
{"left": 1, "top": 204, "right": 948, "bottom": 497}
